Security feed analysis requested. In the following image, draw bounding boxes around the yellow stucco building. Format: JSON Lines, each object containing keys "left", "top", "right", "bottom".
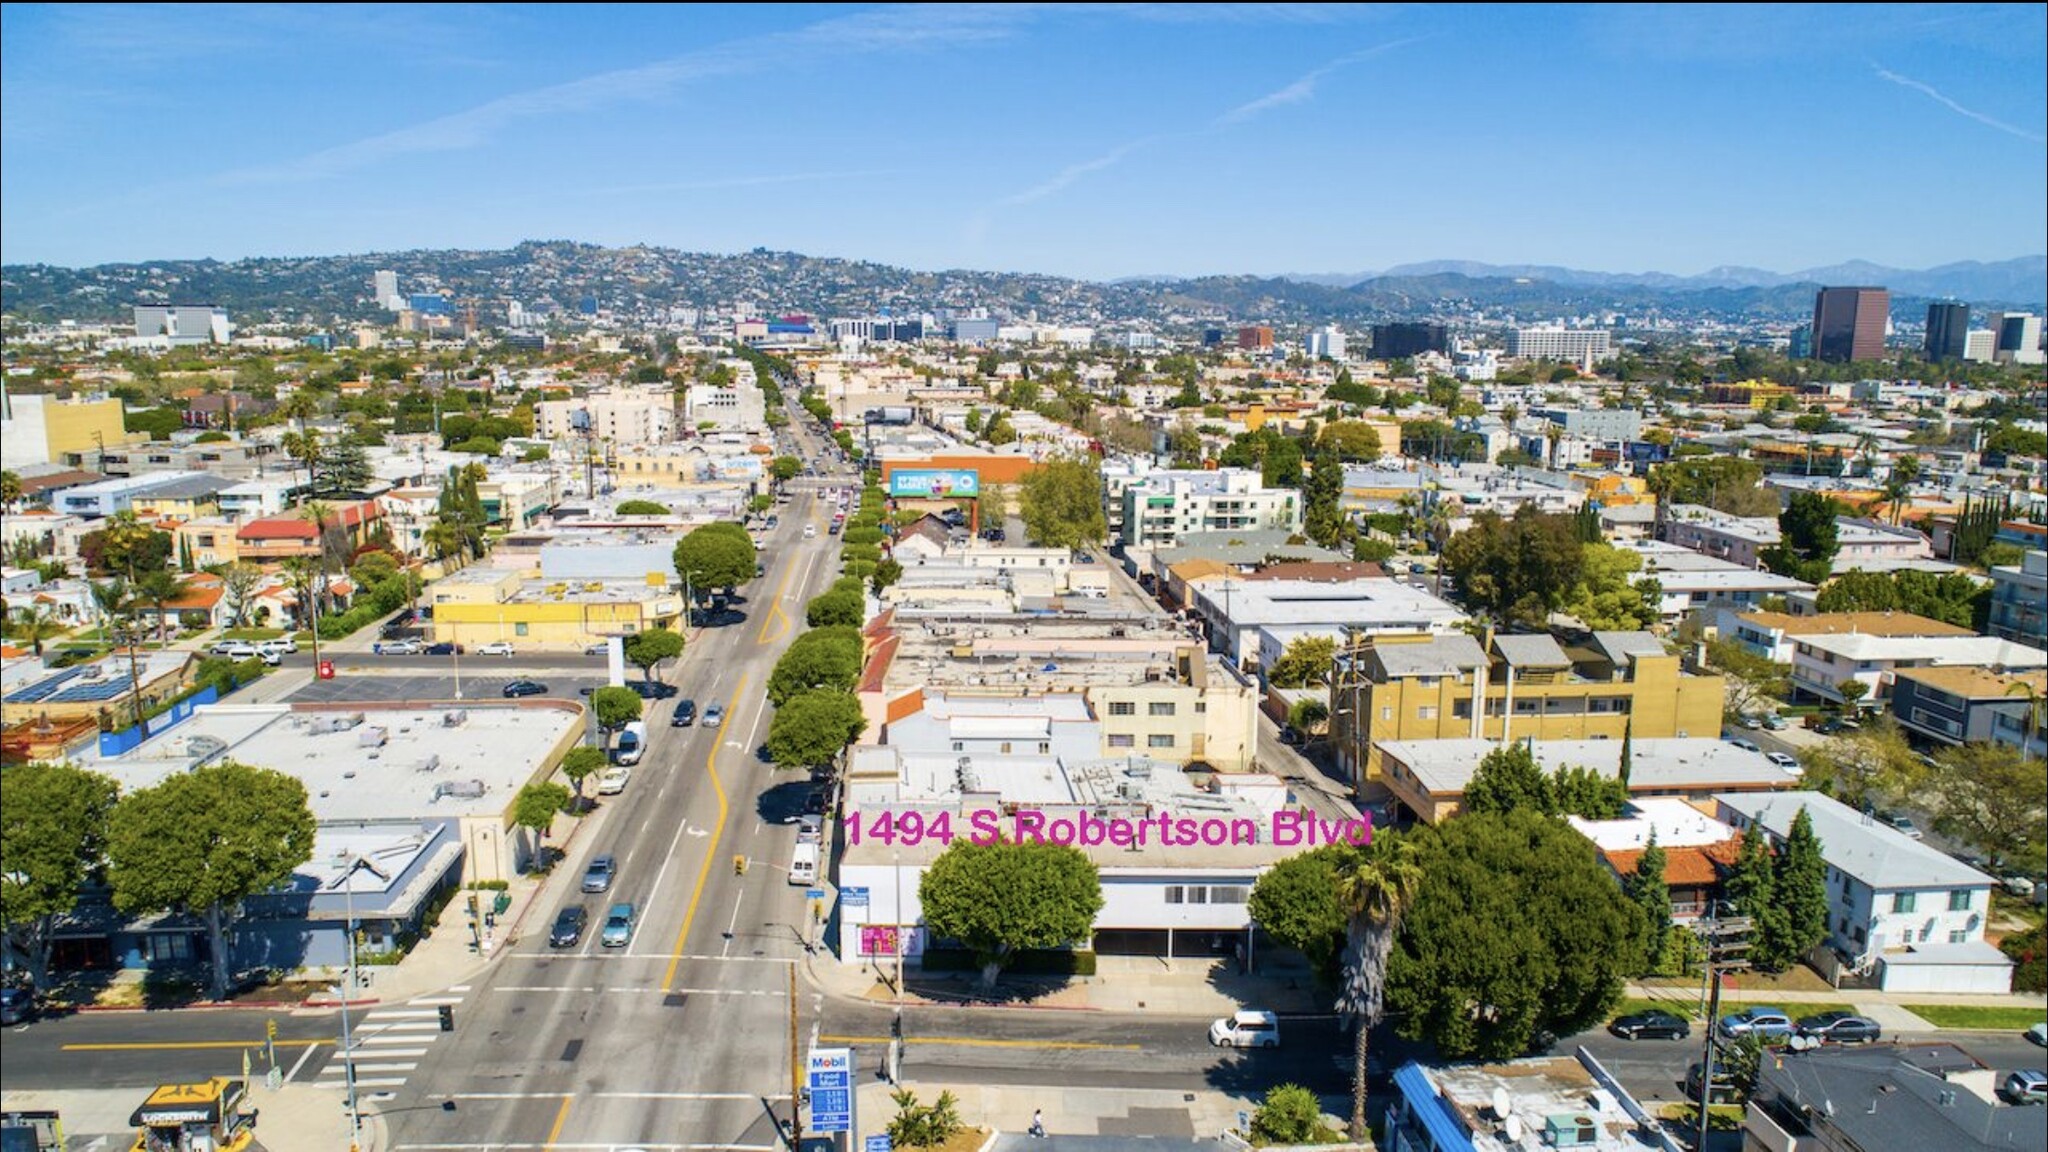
{"left": 428, "top": 568, "right": 685, "bottom": 649}
{"left": 1329, "top": 630, "right": 1725, "bottom": 789}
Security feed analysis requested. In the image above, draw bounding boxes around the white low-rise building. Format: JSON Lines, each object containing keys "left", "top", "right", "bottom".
{"left": 1715, "top": 791, "right": 2012, "bottom": 994}
{"left": 1788, "top": 631, "right": 2047, "bottom": 706}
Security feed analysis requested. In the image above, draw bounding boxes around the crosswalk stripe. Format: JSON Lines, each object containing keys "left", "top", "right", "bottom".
{"left": 409, "top": 995, "right": 466, "bottom": 1005}
{"left": 362, "top": 1008, "right": 443, "bottom": 1019}
{"left": 344, "top": 1047, "right": 430, "bottom": 1058}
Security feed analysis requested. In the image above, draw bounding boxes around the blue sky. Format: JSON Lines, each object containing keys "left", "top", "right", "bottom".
{"left": 3, "top": 3, "right": 2043, "bottom": 279}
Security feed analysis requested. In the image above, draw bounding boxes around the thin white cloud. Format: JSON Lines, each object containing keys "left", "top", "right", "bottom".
{"left": 1218, "top": 38, "right": 1426, "bottom": 126}
{"left": 1873, "top": 64, "right": 2045, "bottom": 144}
{"left": 213, "top": 5, "right": 1037, "bottom": 185}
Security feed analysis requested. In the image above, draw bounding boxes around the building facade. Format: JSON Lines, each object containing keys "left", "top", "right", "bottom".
{"left": 1370, "top": 322, "right": 1448, "bottom": 360}
{"left": 1505, "top": 327, "right": 1612, "bottom": 362}
{"left": 1987, "top": 550, "right": 2047, "bottom": 646}
{"left": 1810, "top": 286, "right": 1888, "bottom": 363}
{"left": 1924, "top": 301, "right": 1970, "bottom": 362}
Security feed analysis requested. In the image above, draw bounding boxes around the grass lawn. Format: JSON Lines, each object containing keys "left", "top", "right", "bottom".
{"left": 1615, "top": 995, "right": 1706, "bottom": 1020}
{"left": 1657, "top": 1104, "right": 1743, "bottom": 1131}
{"left": 1904, "top": 1004, "right": 2047, "bottom": 1030}
{"left": 219, "top": 627, "right": 285, "bottom": 640}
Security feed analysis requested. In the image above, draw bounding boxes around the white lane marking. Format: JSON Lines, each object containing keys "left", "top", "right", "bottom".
{"left": 502, "top": 950, "right": 788, "bottom": 962}
{"left": 409, "top": 994, "right": 466, "bottom": 1005}
{"left": 285, "top": 1041, "right": 320, "bottom": 1082}
{"left": 721, "top": 890, "right": 744, "bottom": 959}
{"left": 359, "top": 1007, "right": 443, "bottom": 1019}
{"left": 396, "top": 1144, "right": 780, "bottom": 1151}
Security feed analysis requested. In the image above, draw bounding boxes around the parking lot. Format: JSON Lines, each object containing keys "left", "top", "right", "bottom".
{"left": 287, "top": 671, "right": 610, "bottom": 705}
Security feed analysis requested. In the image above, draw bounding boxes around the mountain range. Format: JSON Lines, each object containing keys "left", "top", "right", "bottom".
{"left": 1268, "top": 256, "right": 2046, "bottom": 304}
{"left": 3, "top": 244, "right": 2042, "bottom": 331}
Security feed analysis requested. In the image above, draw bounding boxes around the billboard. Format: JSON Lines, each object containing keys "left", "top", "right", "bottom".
{"left": 887, "top": 468, "right": 980, "bottom": 499}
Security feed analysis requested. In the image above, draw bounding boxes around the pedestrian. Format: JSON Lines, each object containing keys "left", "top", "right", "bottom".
{"left": 1030, "top": 1110, "right": 1045, "bottom": 1139}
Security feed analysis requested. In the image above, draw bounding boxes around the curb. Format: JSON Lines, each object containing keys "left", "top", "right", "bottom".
{"left": 65, "top": 1000, "right": 303, "bottom": 1013}
{"left": 301, "top": 996, "right": 381, "bottom": 1009}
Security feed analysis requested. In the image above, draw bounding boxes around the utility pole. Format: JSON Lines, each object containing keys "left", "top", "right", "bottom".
{"left": 1693, "top": 906, "right": 1753, "bottom": 1151}
{"left": 787, "top": 961, "right": 802, "bottom": 1150}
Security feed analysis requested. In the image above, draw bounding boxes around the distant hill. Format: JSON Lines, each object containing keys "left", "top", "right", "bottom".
{"left": 1274, "top": 256, "right": 2045, "bottom": 307}
{"left": 3, "top": 242, "right": 2040, "bottom": 330}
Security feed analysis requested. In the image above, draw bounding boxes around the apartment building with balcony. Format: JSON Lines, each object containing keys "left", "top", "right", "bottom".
{"left": 1661, "top": 505, "right": 1933, "bottom": 573}
{"left": 1987, "top": 549, "right": 2047, "bottom": 647}
{"left": 1114, "top": 466, "right": 1301, "bottom": 551}
{"left": 1890, "top": 666, "right": 2047, "bottom": 759}
{"left": 1788, "top": 631, "right": 2046, "bottom": 707}
{"left": 1328, "top": 630, "right": 1725, "bottom": 788}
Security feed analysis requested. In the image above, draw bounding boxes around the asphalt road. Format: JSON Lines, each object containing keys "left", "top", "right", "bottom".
{"left": 375, "top": 468, "right": 850, "bottom": 1150}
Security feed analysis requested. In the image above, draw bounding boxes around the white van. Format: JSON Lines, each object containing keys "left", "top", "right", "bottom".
{"left": 1208, "top": 1009, "right": 1281, "bottom": 1048}
{"left": 612, "top": 721, "right": 647, "bottom": 766}
{"left": 788, "top": 841, "right": 818, "bottom": 886}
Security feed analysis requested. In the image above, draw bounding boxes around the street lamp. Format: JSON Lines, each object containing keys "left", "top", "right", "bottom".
{"left": 891, "top": 848, "right": 906, "bottom": 1085}
{"left": 332, "top": 852, "right": 389, "bottom": 1152}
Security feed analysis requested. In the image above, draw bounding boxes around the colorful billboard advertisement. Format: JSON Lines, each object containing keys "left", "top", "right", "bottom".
{"left": 887, "top": 468, "right": 980, "bottom": 499}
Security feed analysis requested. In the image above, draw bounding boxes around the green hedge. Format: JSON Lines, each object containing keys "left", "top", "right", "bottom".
{"left": 919, "top": 949, "right": 1097, "bottom": 977}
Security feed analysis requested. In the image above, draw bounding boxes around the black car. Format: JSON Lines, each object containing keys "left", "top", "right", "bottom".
{"left": 630, "top": 680, "right": 677, "bottom": 700}
{"left": 548, "top": 906, "right": 588, "bottom": 948}
{"left": 503, "top": 679, "right": 548, "bottom": 698}
{"left": 1609, "top": 1009, "right": 1691, "bottom": 1040}
{"left": 1795, "top": 1011, "right": 1881, "bottom": 1044}
{"left": 424, "top": 642, "right": 463, "bottom": 656}
{"left": 672, "top": 699, "right": 698, "bottom": 726}
{"left": 802, "top": 785, "right": 831, "bottom": 817}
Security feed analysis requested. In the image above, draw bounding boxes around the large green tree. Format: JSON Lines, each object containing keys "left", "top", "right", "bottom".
{"left": 1564, "top": 543, "right": 1661, "bottom": 632}
{"left": 1301, "top": 440, "right": 1345, "bottom": 548}
{"left": 1814, "top": 569, "right": 1987, "bottom": 629}
{"left": 767, "top": 627, "right": 863, "bottom": 705}
{"left": 560, "top": 745, "right": 608, "bottom": 808}
{"left": 1927, "top": 741, "right": 2046, "bottom": 875}
{"left": 805, "top": 589, "right": 865, "bottom": 629}
{"left": 1387, "top": 809, "right": 1646, "bottom": 1060}
{"left": 1760, "top": 492, "right": 1840, "bottom": 584}
{"left": 589, "top": 686, "right": 644, "bottom": 748}
{"left": 1266, "top": 635, "right": 1337, "bottom": 689}
{"left": 1463, "top": 742, "right": 1555, "bottom": 816}
{"left": 1248, "top": 846, "right": 1348, "bottom": 985}
{"left": 1624, "top": 834, "right": 1671, "bottom": 976}
{"left": 673, "top": 523, "right": 756, "bottom": 594}
{"left": 1318, "top": 421, "right": 1383, "bottom": 462}
{"left": 1723, "top": 823, "right": 1790, "bottom": 971}
{"left": 1018, "top": 455, "right": 1107, "bottom": 551}
{"left": 623, "top": 627, "right": 685, "bottom": 685}
{"left": 105, "top": 761, "right": 317, "bottom": 1000}
{"left": 1441, "top": 506, "right": 1584, "bottom": 626}
{"left": 1768, "top": 807, "right": 1829, "bottom": 972}
{"left": 1797, "top": 717, "right": 1926, "bottom": 810}
{"left": 766, "top": 690, "right": 866, "bottom": 768}
{"left": 1, "top": 762, "right": 120, "bottom": 990}
{"left": 512, "top": 781, "right": 573, "bottom": 867}
{"left": 918, "top": 838, "right": 1104, "bottom": 990}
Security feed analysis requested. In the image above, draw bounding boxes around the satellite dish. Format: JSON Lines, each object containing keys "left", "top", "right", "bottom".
{"left": 1504, "top": 1116, "right": 1524, "bottom": 1142}
{"left": 1491, "top": 1087, "right": 1512, "bottom": 1120}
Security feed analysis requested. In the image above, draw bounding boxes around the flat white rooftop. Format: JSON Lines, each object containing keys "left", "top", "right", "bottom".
{"left": 84, "top": 702, "right": 580, "bottom": 822}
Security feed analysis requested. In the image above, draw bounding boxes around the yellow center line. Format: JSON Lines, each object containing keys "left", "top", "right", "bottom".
{"left": 662, "top": 672, "right": 744, "bottom": 993}
{"left": 543, "top": 1094, "right": 574, "bottom": 1149}
{"left": 755, "top": 560, "right": 795, "bottom": 647}
{"left": 64, "top": 1040, "right": 334, "bottom": 1051}
{"left": 817, "top": 1034, "right": 1140, "bottom": 1051}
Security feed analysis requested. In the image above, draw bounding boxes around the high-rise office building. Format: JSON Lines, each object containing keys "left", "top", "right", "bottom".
{"left": 1924, "top": 302, "right": 1970, "bottom": 362}
{"left": 1237, "top": 326, "right": 1275, "bottom": 351}
{"left": 1371, "top": 322, "right": 1449, "bottom": 360}
{"left": 1506, "top": 327, "right": 1611, "bottom": 362}
{"left": 1810, "top": 286, "right": 1888, "bottom": 362}
{"left": 1306, "top": 325, "right": 1346, "bottom": 360}
{"left": 1987, "top": 312, "right": 2045, "bottom": 366}
{"left": 373, "top": 270, "right": 402, "bottom": 312}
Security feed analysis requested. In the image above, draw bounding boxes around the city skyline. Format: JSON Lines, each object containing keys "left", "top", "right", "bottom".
{"left": 3, "top": 3, "right": 2044, "bottom": 278}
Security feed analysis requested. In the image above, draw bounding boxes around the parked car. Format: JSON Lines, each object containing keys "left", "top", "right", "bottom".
{"left": 1685, "top": 1061, "right": 1742, "bottom": 1105}
{"left": 2001, "top": 1069, "right": 2047, "bottom": 1106}
{"left": 703, "top": 704, "right": 724, "bottom": 728}
{"left": 1766, "top": 751, "right": 1801, "bottom": 772}
{"left": 596, "top": 766, "right": 632, "bottom": 795}
{"left": 1610, "top": 1009, "right": 1691, "bottom": 1040}
{"left": 0, "top": 985, "right": 34, "bottom": 1026}
{"left": 581, "top": 855, "right": 617, "bottom": 894}
{"left": 1816, "top": 717, "right": 1860, "bottom": 735}
{"left": 502, "top": 679, "right": 548, "bottom": 698}
{"left": 1885, "top": 815, "right": 1923, "bottom": 839}
{"left": 424, "top": 641, "right": 463, "bottom": 656}
{"left": 585, "top": 641, "right": 612, "bottom": 655}
{"left": 476, "top": 641, "right": 516, "bottom": 656}
{"left": 373, "top": 639, "right": 423, "bottom": 656}
{"left": 212, "top": 641, "right": 261, "bottom": 658}
{"left": 1761, "top": 714, "right": 1789, "bottom": 730}
{"left": 756, "top": 563, "right": 766, "bottom": 578}
{"left": 1208, "top": 1009, "right": 1280, "bottom": 1048}
{"left": 548, "top": 906, "right": 588, "bottom": 948}
{"left": 1728, "top": 737, "right": 1761, "bottom": 753}
{"left": 672, "top": 699, "right": 698, "bottom": 727}
{"left": 1795, "top": 1011, "right": 1881, "bottom": 1044}
{"left": 258, "top": 637, "right": 298, "bottom": 655}
{"left": 2026, "top": 1022, "right": 2047, "bottom": 1047}
{"left": 1718, "top": 1006, "right": 1794, "bottom": 1040}
{"left": 601, "top": 902, "right": 637, "bottom": 948}
{"left": 629, "top": 680, "right": 676, "bottom": 700}
{"left": 1738, "top": 713, "right": 1764, "bottom": 730}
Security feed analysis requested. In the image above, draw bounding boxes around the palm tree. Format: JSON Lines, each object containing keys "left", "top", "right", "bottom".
{"left": 422, "top": 521, "right": 463, "bottom": 570}
{"left": 1334, "top": 834, "right": 1424, "bottom": 1141}
{"left": 1879, "top": 455, "right": 1921, "bottom": 527}
{"left": 11, "top": 604, "right": 63, "bottom": 656}
{"left": 131, "top": 569, "right": 187, "bottom": 643}
{"left": 279, "top": 556, "right": 325, "bottom": 672}
{"left": 1852, "top": 433, "right": 1879, "bottom": 478}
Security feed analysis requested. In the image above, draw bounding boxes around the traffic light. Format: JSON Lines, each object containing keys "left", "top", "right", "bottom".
{"left": 733, "top": 855, "right": 748, "bottom": 875}
{"left": 437, "top": 1005, "right": 455, "bottom": 1032}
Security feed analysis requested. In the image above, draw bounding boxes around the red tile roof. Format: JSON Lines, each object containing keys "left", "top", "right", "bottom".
{"left": 238, "top": 519, "right": 318, "bottom": 542}
{"left": 1605, "top": 839, "right": 1742, "bottom": 887}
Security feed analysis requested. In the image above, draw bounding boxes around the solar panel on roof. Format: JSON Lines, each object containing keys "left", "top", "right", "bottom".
{"left": 3, "top": 666, "right": 85, "bottom": 704}
{"left": 50, "top": 676, "right": 138, "bottom": 702}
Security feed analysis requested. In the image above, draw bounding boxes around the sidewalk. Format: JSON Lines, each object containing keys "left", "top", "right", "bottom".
{"left": 854, "top": 1078, "right": 1257, "bottom": 1145}
{"left": 806, "top": 950, "right": 1329, "bottom": 1019}
{"left": 0, "top": 1083, "right": 382, "bottom": 1152}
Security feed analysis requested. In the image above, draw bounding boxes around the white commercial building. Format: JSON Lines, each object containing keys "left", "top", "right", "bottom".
{"left": 1115, "top": 466, "right": 1302, "bottom": 549}
{"left": 1183, "top": 576, "right": 1464, "bottom": 671}
{"left": 1305, "top": 325, "right": 1347, "bottom": 360}
{"left": 132, "top": 305, "right": 232, "bottom": 345}
{"left": 534, "top": 387, "right": 676, "bottom": 444}
{"left": 1505, "top": 327, "right": 1611, "bottom": 363}
{"left": 1788, "top": 631, "right": 2046, "bottom": 707}
{"left": 1716, "top": 791, "right": 2011, "bottom": 994}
